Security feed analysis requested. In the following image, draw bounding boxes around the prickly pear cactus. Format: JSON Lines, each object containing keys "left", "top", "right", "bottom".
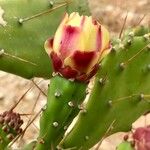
{"left": 0, "top": 0, "right": 90, "bottom": 79}
{"left": 59, "top": 32, "right": 150, "bottom": 149}
{"left": 0, "top": 110, "right": 23, "bottom": 150}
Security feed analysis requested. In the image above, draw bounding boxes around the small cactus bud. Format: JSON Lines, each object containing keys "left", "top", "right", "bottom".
{"left": 0, "top": 110, "right": 23, "bottom": 140}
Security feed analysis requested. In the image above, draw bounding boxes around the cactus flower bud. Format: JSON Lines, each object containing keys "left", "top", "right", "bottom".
{"left": 45, "top": 12, "right": 111, "bottom": 82}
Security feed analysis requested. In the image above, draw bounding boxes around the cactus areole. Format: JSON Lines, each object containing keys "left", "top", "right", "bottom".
{"left": 45, "top": 12, "right": 111, "bottom": 82}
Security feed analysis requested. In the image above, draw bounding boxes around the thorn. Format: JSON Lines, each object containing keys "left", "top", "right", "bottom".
{"left": 99, "top": 78, "right": 104, "bottom": 84}
{"left": 143, "top": 34, "right": 150, "bottom": 41}
{"left": 119, "top": 11, "right": 128, "bottom": 39}
{"left": 54, "top": 90, "right": 61, "bottom": 97}
{"left": 135, "top": 14, "right": 146, "bottom": 26}
{"left": 18, "top": 18, "right": 23, "bottom": 25}
{"left": 19, "top": 91, "right": 41, "bottom": 142}
{"left": 108, "top": 100, "right": 113, "bottom": 107}
{"left": 32, "top": 80, "right": 47, "bottom": 97}
{"left": 111, "top": 47, "right": 116, "bottom": 53}
{"left": 68, "top": 101, "right": 74, "bottom": 107}
{"left": 0, "top": 49, "right": 4, "bottom": 56}
{"left": 52, "top": 122, "right": 59, "bottom": 127}
{"left": 64, "top": 126, "right": 68, "bottom": 130}
{"left": 122, "top": 42, "right": 150, "bottom": 66}
{"left": 95, "top": 119, "right": 116, "bottom": 150}
{"left": 124, "top": 39, "right": 132, "bottom": 48}
{"left": 49, "top": 0, "right": 54, "bottom": 8}
{"left": 99, "top": 77, "right": 107, "bottom": 85}
{"left": 85, "top": 89, "right": 89, "bottom": 94}
{"left": 128, "top": 31, "right": 134, "bottom": 37}
{"left": 39, "top": 138, "right": 45, "bottom": 144}
{"left": 52, "top": 72, "right": 59, "bottom": 77}
{"left": 127, "top": 39, "right": 132, "bottom": 45}
{"left": 80, "top": 109, "right": 87, "bottom": 114}
{"left": 16, "top": 2, "right": 71, "bottom": 24}
{"left": 2, "top": 51, "right": 37, "bottom": 66}
{"left": 85, "top": 136, "right": 89, "bottom": 140}
{"left": 68, "top": 78, "right": 75, "bottom": 82}
{"left": 10, "top": 83, "right": 33, "bottom": 111}
{"left": 78, "top": 104, "right": 84, "bottom": 110}
{"left": 119, "top": 62, "right": 126, "bottom": 70}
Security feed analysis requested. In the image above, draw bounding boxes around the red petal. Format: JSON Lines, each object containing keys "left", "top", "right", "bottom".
{"left": 133, "top": 127, "right": 145, "bottom": 141}
{"left": 50, "top": 52, "right": 62, "bottom": 72}
{"left": 96, "top": 26, "right": 102, "bottom": 51}
{"left": 59, "top": 66, "right": 78, "bottom": 79}
{"left": 76, "top": 74, "right": 88, "bottom": 82}
{"left": 60, "top": 25, "right": 80, "bottom": 59}
{"left": 72, "top": 51, "right": 95, "bottom": 71}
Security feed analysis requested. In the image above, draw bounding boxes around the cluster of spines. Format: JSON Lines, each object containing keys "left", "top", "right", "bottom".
{"left": 0, "top": 110, "right": 23, "bottom": 148}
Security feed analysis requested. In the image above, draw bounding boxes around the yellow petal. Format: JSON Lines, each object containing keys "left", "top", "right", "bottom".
{"left": 67, "top": 12, "right": 82, "bottom": 27}
{"left": 100, "top": 25, "right": 110, "bottom": 51}
{"left": 53, "top": 13, "right": 69, "bottom": 53}
{"left": 44, "top": 38, "right": 53, "bottom": 55}
{"left": 79, "top": 16, "right": 100, "bottom": 52}
{"left": 64, "top": 56, "right": 75, "bottom": 69}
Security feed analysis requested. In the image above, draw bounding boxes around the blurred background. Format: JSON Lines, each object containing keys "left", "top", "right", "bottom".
{"left": 0, "top": 0, "right": 150, "bottom": 149}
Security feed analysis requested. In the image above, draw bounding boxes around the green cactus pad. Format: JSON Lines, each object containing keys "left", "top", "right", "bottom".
{"left": 59, "top": 34, "right": 150, "bottom": 149}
